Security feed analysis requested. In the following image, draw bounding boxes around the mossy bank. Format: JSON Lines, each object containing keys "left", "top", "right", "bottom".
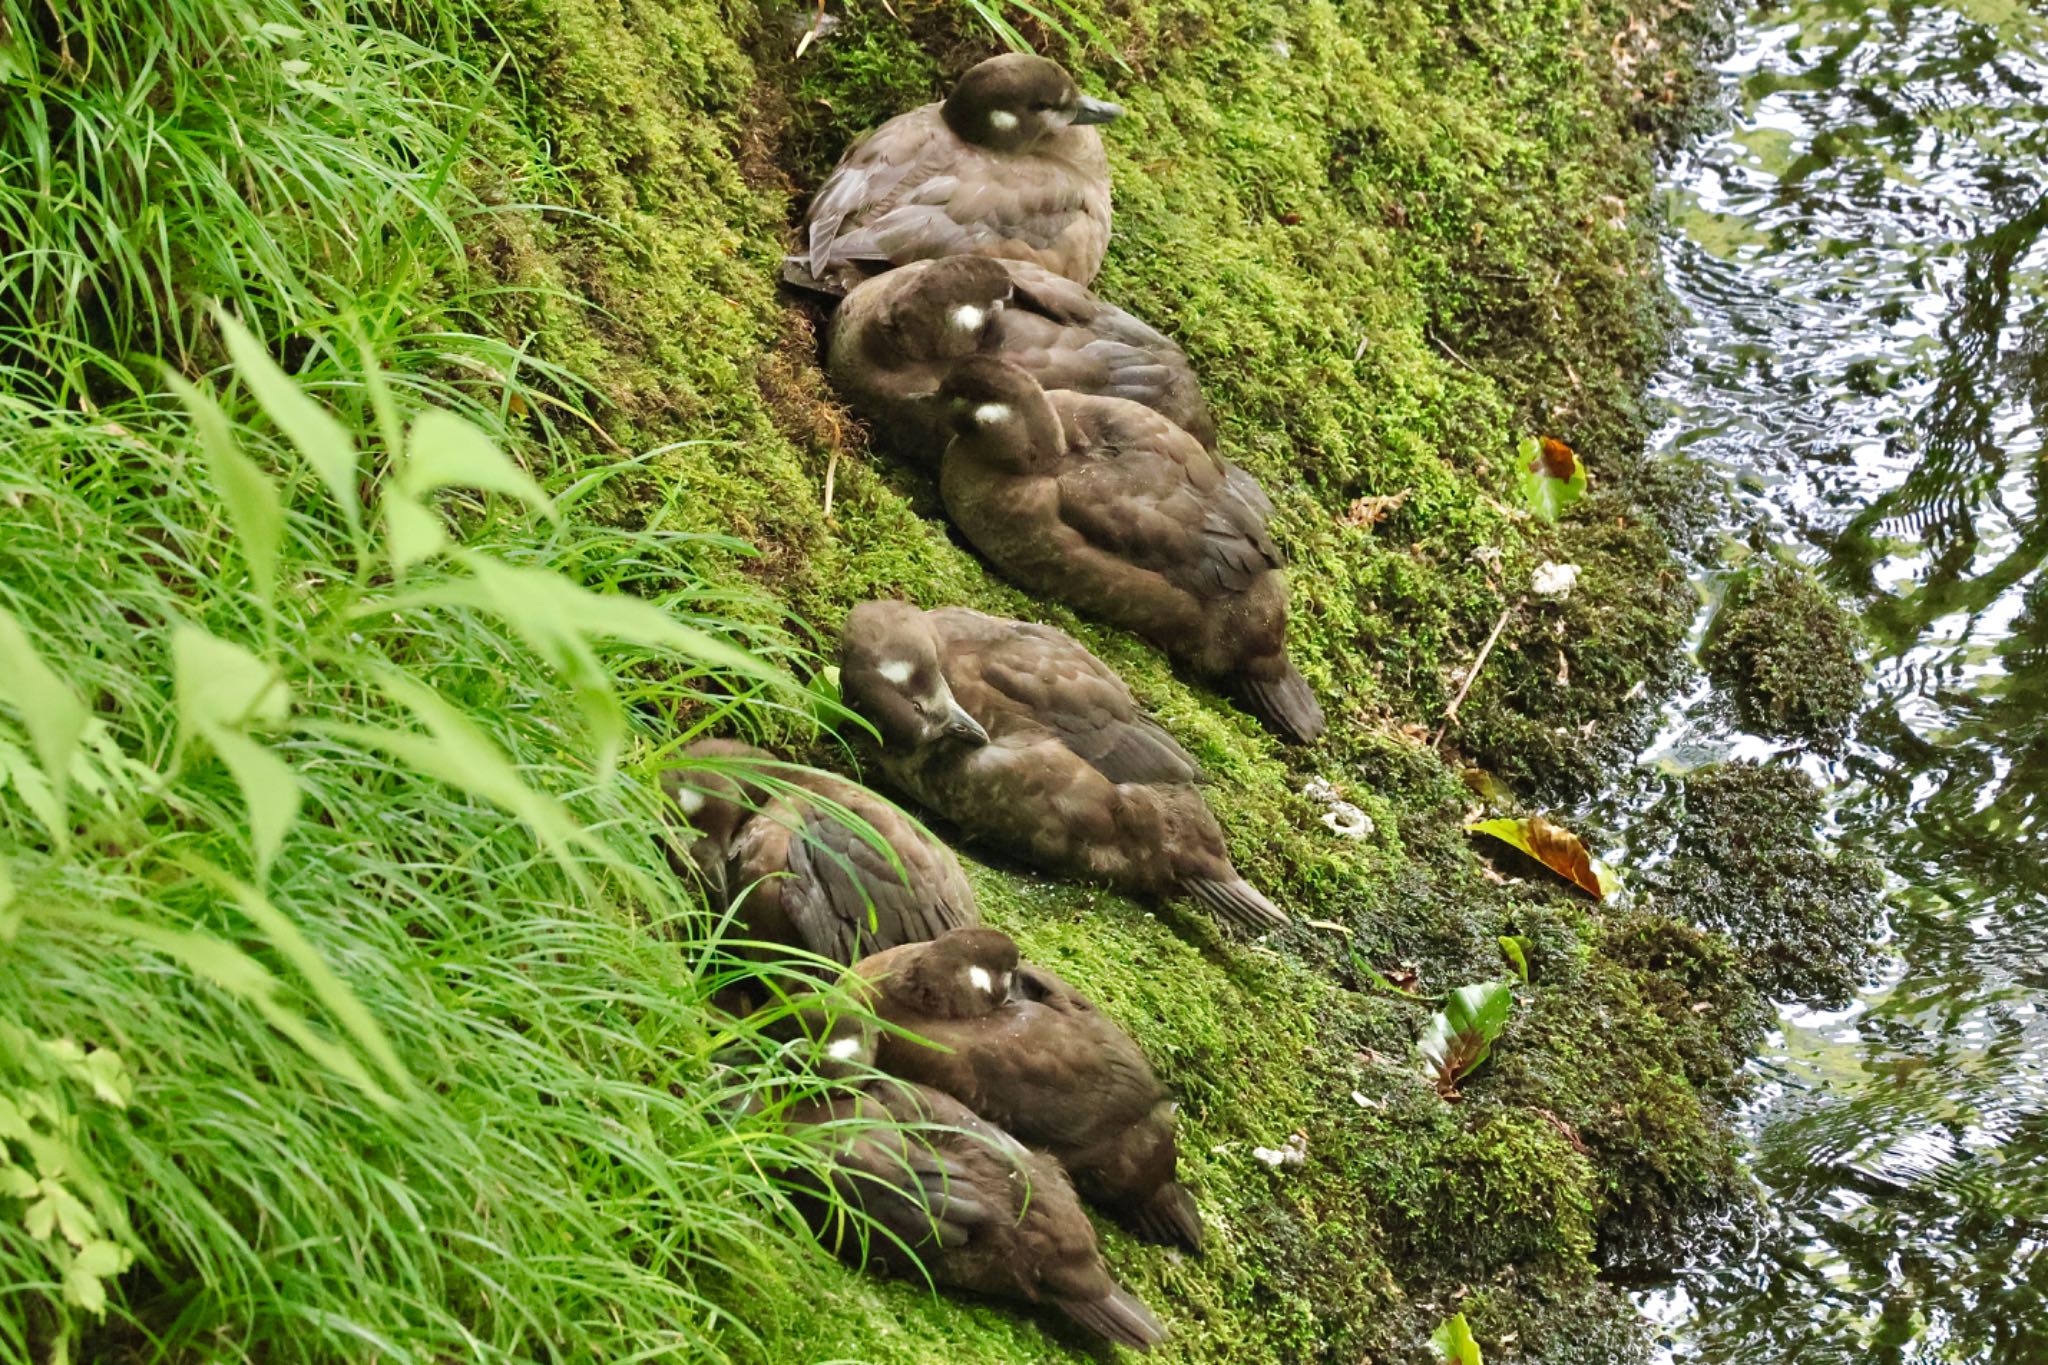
{"left": 457, "top": 0, "right": 1760, "bottom": 1358}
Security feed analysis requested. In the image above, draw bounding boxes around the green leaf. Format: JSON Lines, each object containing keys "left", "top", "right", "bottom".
{"left": 63, "top": 1236, "right": 132, "bottom": 1315}
{"left": 0, "top": 856, "right": 15, "bottom": 942}
{"left": 216, "top": 309, "right": 360, "bottom": 535}
{"left": 0, "top": 1164, "right": 36, "bottom": 1199}
{"left": 0, "top": 605, "right": 88, "bottom": 839}
{"left": 400, "top": 409, "right": 553, "bottom": 518}
{"left": 208, "top": 729, "right": 301, "bottom": 877}
{"left": 382, "top": 492, "right": 451, "bottom": 574}
{"left": 0, "top": 738, "right": 63, "bottom": 842}
{"left": 79, "top": 1050, "right": 131, "bottom": 1108}
{"left": 1516, "top": 435, "right": 1590, "bottom": 524}
{"left": 1431, "top": 1312, "right": 1483, "bottom": 1364}
{"left": 24, "top": 1191, "right": 55, "bottom": 1240}
{"left": 1499, "top": 934, "right": 1533, "bottom": 983}
{"left": 164, "top": 371, "right": 284, "bottom": 608}
{"left": 1416, "top": 980, "right": 1513, "bottom": 1097}
{"left": 171, "top": 627, "right": 298, "bottom": 875}
{"left": 171, "top": 625, "right": 290, "bottom": 734}
{"left": 45, "top": 1179, "right": 98, "bottom": 1246}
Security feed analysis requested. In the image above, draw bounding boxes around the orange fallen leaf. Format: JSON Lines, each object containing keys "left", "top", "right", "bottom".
{"left": 1533, "top": 437, "right": 1579, "bottom": 481}
{"left": 1467, "top": 815, "right": 1621, "bottom": 900}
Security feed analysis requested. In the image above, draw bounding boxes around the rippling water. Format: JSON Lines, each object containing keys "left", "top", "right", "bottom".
{"left": 1633, "top": 1, "right": 2048, "bottom": 1360}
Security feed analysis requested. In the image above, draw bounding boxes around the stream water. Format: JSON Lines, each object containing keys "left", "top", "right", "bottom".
{"left": 1630, "top": 1, "right": 2048, "bottom": 1360}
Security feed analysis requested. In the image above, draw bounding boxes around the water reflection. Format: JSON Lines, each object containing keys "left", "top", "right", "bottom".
{"left": 1640, "top": 0, "right": 2048, "bottom": 1359}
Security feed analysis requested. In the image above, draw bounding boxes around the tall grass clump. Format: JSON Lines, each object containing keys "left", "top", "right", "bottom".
{"left": 0, "top": 328, "right": 888, "bottom": 1360}
{"left": 0, "top": 0, "right": 527, "bottom": 405}
{"left": 0, "top": 1, "right": 899, "bottom": 1358}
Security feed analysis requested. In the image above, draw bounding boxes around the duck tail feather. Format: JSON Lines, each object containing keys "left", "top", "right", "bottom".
{"left": 1186, "top": 875, "right": 1290, "bottom": 932}
{"left": 780, "top": 255, "right": 849, "bottom": 299}
{"left": 1128, "top": 1182, "right": 1204, "bottom": 1254}
{"left": 1241, "top": 663, "right": 1325, "bottom": 743}
{"left": 1057, "top": 1286, "right": 1167, "bottom": 1350}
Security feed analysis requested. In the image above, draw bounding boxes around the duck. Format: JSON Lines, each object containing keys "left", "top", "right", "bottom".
{"left": 781, "top": 1011, "right": 1168, "bottom": 1351}
{"left": 934, "top": 356, "right": 1325, "bottom": 742}
{"left": 837, "top": 599, "right": 1288, "bottom": 932}
{"left": 827, "top": 255, "right": 1215, "bottom": 464}
{"left": 662, "top": 738, "right": 980, "bottom": 970}
{"left": 789, "top": 53, "right": 1122, "bottom": 295}
{"left": 851, "top": 927, "right": 1203, "bottom": 1251}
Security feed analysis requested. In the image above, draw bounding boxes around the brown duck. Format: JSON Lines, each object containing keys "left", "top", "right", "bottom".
{"left": 783, "top": 1015, "right": 1168, "bottom": 1351}
{"left": 935, "top": 356, "right": 1325, "bottom": 742}
{"left": 662, "top": 738, "right": 980, "bottom": 969}
{"left": 827, "top": 255, "right": 1215, "bottom": 463}
{"left": 837, "top": 599, "right": 1287, "bottom": 932}
{"left": 790, "top": 53, "right": 1122, "bottom": 295}
{"left": 852, "top": 927, "right": 1203, "bottom": 1251}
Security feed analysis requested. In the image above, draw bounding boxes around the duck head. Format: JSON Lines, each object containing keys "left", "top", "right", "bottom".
{"left": 661, "top": 738, "right": 775, "bottom": 878}
{"left": 840, "top": 601, "right": 991, "bottom": 754}
{"left": 938, "top": 354, "right": 1064, "bottom": 471}
{"left": 872, "top": 927, "right": 1021, "bottom": 1019}
{"left": 790, "top": 1000, "right": 879, "bottom": 1080}
{"left": 942, "top": 53, "right": 1123, "bottom": 153}
{"left": 883, "top": 257, "right": 1016, "bottom": 362}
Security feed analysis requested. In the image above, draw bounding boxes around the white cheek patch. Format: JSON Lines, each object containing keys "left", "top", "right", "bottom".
{"left": 972, "top": 402, "right": 1013, "bottom": 427}
{"left": 988, "top": 110, "right": 1019, "bottom": 131}
{"left": 672, "top": 787, "right": 707, "bottom": 816}
{"left": 967, "top": 965, "right": 993, "bottom": 994}
{"left": 950, "top": 304, "right": 986, "bottom": 333}
{"left": 826, "top": 1036, "right": 862, "bottom": 1061}
{"left": 877, "top": 658, "right": 915, "bottom": 686}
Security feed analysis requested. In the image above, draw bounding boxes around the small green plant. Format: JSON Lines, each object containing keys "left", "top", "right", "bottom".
{"left": 1416, "top": 981, "right": 1513, "bottom": 1098}
{"left": 1499, "top": 934, "right": 1533, "bottom": 983}
{"left": 1516, "top": 436, "right": 1590, "bottom": 523}
{"left": 1432, "top": 1312, "right": 1484, "bottom": 1364}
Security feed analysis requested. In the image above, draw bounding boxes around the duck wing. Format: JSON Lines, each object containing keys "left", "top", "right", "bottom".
{"left": 814, "top": 1106, "right": 1000, "bottom": 1253}
{"left": 823, "top": 158, "right": 1097, "bottom": 274}
{"left": 782, "top": 797, "right": 978, "bottom": 965}
{"left": 972, "top": 621, "right": 1203, "bottom": 785}
{"left": 806, "top": 110, "right": 941, "bottom": 277}
{"left": 1001, "top": 266, "right": 1216, "bottom": 445}
{"left": 1054, "top": 399, "right": 1281, "bottom": 600}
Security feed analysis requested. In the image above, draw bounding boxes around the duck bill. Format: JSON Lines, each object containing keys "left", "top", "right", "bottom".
{"left": 1071, "top": 95, "right": 1124, "bottom": 125}
{"left": 939, "top": 700, "right": 990, "bottom": 746}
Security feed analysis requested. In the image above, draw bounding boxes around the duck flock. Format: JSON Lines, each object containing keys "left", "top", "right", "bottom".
{"left": 675, "top": 52, "right": 1337, "bottom": 1353}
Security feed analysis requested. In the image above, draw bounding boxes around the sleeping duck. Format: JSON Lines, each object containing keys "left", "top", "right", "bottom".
{"left": 791, "top": 53, "right": 1122, "bottom": 294}
{"left": 827, "top": 255, "right": 1215, "bottom": 463}
{"left": 852, "top": 927, "right": 1204, "bottom": 1252}
{"left": 781, "top": 1010, "right": 1168, "bottom": 1351}
{"left": 662, "top": 738, "right": 980, "bottom": 970}
{"left": 836, "top": 599, "right": 1288, "bottom": 932}
{"left": 934, "top": 357, "right": 1325, "bottom": 743}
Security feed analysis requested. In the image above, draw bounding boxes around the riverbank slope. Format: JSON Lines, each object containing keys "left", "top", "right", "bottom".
{"left": 468, "top": 0, "right": 1758, "bottom": 1358}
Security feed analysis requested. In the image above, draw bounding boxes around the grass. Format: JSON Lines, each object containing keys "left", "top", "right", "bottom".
{"left": 0, "top": 3, "right": 899, "bottom": 1359}
{"left": 0, "top": 0, "right": 1803, "bottom": 1360}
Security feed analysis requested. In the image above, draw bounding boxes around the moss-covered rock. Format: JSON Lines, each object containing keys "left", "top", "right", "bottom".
{"left": 1701, "top": 556, "right": 1866, "bottom": 747}
{"left": 1638, "top": 760, "right": 1884, "bottom": 1008}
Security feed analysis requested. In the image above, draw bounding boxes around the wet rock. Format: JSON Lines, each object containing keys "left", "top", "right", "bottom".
{"left": 1641, "top": 760, "right": 1884, "bottom": 1007}
{"left": 1701, "top": 556, "right": 1865, "bottom": 748}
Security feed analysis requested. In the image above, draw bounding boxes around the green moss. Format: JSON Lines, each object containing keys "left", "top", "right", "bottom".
{"left": 1639, "top": 760, "right": 1884, "bottom": 1008}
{"left": 1701, "top": 556, "right": 1867, "bottom": 747}
{"left": 423, "top": 0, "right": 1782, "bottom": 1356}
